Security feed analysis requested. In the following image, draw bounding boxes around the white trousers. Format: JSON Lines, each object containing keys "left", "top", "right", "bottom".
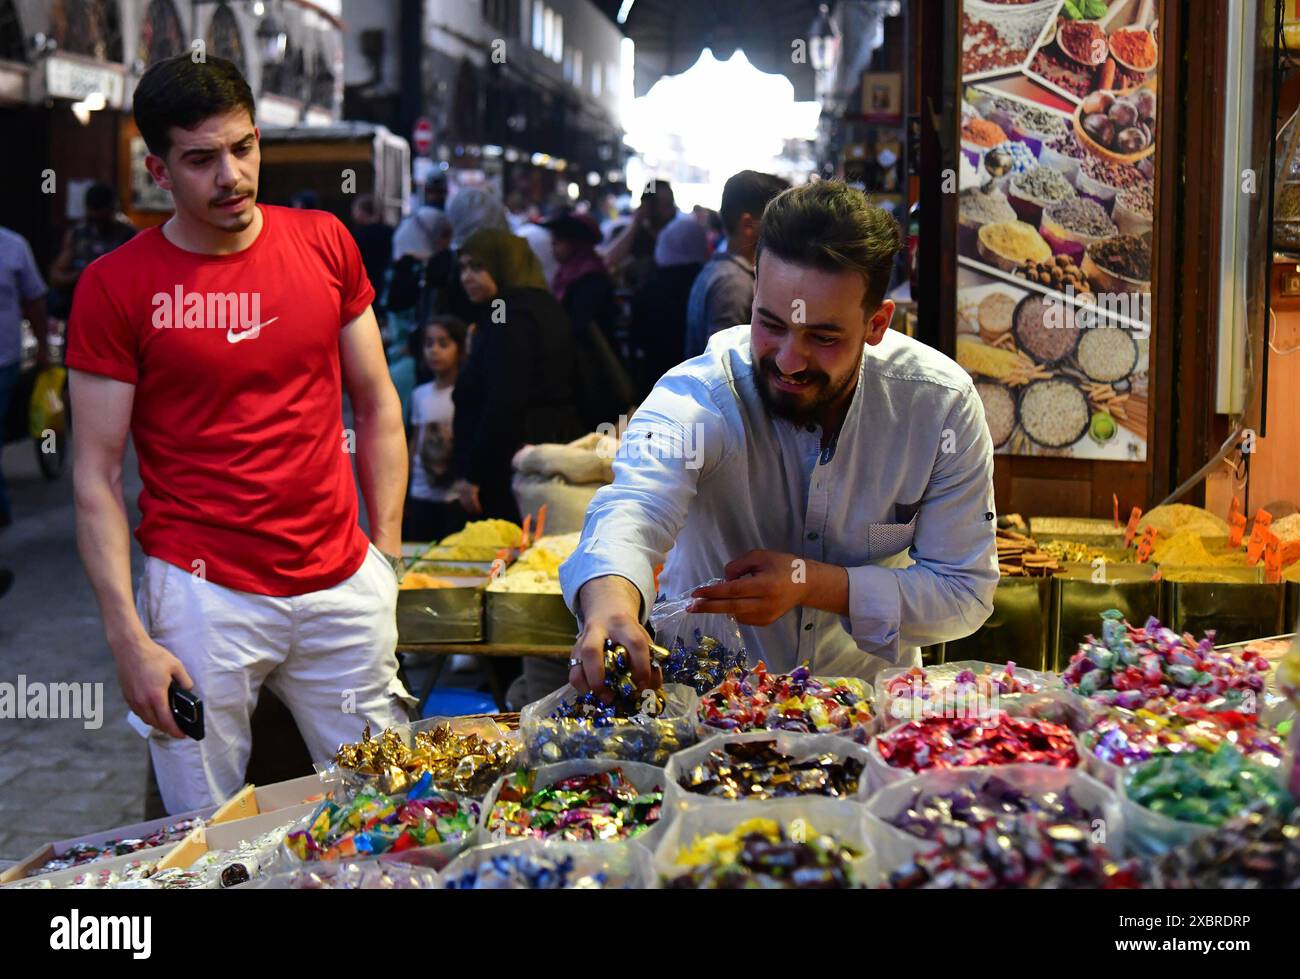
{"left": 137, "top": 544, "right": 413, "bottom": 814}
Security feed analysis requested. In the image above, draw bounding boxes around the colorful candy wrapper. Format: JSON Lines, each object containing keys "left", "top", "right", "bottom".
{"left": 332, "top": 719, "right": 520, "bottom": 797}
{"left": 1063, "top": 611, "right": 1270, "bottom": 714}
{"left": 440, "top": 839, "right": 656, "bottom": 889}
{"left": 654, "top": 797, "right": 874, "bottom": 888}
{"left": 663, "top": 730, "right": 875, "bottom": 809}
{"left": 1146, "top": 802, "right": 1300, "bottom": 888}
{"left": 878, "top": 660, "right": 1056, "bottom": 727}
{"left": 482, "top": 760, "right": 665, "bottom": 845}
{"left": 283, "top": 771, "right": 479, "bottom": 864}
{"left": 870, "top": 712, "right": 1079, "bottom": 785}
{"left": 697, "top": 661, "right": 875, "bottom": 741}
{"left": 863, "top": 764, "right": 1125, "bottom": 871}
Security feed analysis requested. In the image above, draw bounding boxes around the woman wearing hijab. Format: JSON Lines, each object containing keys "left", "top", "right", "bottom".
{"left": 452, "top": 229, "right": 586, "bottom": 521}
{"left": 629, "top": 213, "right": 708, "bottom": 398}
{"left": 435, "top": 188, "right": 512, "bottom": 324}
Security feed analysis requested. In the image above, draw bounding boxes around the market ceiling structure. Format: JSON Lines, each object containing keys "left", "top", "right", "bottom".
{"left": 592, "top": 0, "right": 827, "bottom": 100}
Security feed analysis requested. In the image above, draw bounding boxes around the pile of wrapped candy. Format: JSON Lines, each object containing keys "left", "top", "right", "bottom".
{"left": 528, "top": 640, "right": 692, "bottom": 765}
{"left": 654, "top": 630, "right": 747, "bottom": 694}
{"left": 334, "top": 722, "right": 520, "bottom": 797}
{"left": 666, "top": 817, "right": 861, "bottom": 889}
{"left": 884, "top": 661, "right": 1045, "bottom": 721}
{"left": 443, "top": 852, "right": 612, "bottom": 889}
{"left": 1063, "top": 611, "right": 1269, "bottom": 712}
{"left": 11, "top": 859, "right": 161, "bottom": 890}
{"left": 885, "top": 775, "right": 1099, "bottom": 844}
{"left": 875, "top": 714, "right": 1079, "bottom": 773}
{"left": 1147, "top": 803, "right": 1300, "bottom": 887}
{"left": 1081, "top": 706, "right": 1285, "bottom": 769}
{"left": 32, "top": 816, "right": 204, "bottom": 876}
{"left": 486, "top": 768, "right": 662, "bottom": 842}
{"left": 698, "top": 662, "right": 874, "bottom": 736}
{"left": 285, "top": 773, "right": 478, "bottom": 861}
{"left": 1123, "top": 744, "right": 1292, "bottom": 826}
{"left": 676, "top": 739, "right": 864, "bottom": 800}
{"left": 886, "top": 818, "right": 1143, "bottom": 889}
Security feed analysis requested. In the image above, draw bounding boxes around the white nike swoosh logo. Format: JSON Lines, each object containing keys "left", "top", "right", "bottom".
{"left": 226, "top": 317, "right": 279, "bottom": 343}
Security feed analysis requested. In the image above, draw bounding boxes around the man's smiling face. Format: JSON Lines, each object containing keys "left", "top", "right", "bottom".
{"left": 750, "top": 253, "right": 893, "bottom": 426}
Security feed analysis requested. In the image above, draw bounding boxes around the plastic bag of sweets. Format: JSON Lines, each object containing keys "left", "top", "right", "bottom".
{"left": 440, "top": 838, "right": 657, "bottom": 889}
{"left": 479, "top": 759, "right": 666, "bottom": 848}
{"left": 662, "top": 730, "right": 875, "bottom": 811}
{"left": 521, "top": 644, "right": 699, "bottom": 765}
{"left": 649, "top": 578, "right": 748, "bottom": 694}
{"left": 283, "top": 771, "right": 479, "bottom": 865}
{"left": 1120, "top": 743, "right": 1293, "bottom": 857}
{"left": 1145, "top": 802, "right": 1300, "bottom": 888}
{"left": 884, "top": 815, "right": 1144, "bottom": 889}
{"left": 877, "top": 660, "right": 1058, "bottom": 728}
{"left": 654, "top": 797, "right": 876, "bottom": 888}
{"left": 1061, "top": 610, "right": 1269, "bottom": 714}
{"left": 1079, "top": 704, "right": 1288, "bottom": 791}
{"left": 863, "top": 764, "right": 1125, "bottom": 873}
{"left": 329, "top": 719, "right": 521, "bottom": 799}
{"left": 867, "top": 704, "right": 1081, "bottom": 791}
{"left": 254, "top": 861, "right": 442, "bottom": 889}
{"left": 697, "top": 661, "right": 875, "bottom": 743}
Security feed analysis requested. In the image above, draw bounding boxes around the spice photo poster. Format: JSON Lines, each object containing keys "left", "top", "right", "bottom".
{"left": 955, "top": 0, "right": 1156, "bottom": 461}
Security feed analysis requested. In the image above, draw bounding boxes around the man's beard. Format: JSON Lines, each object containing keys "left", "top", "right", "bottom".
{"left": 755, "top": 356, "right": 857, "bottom": 427}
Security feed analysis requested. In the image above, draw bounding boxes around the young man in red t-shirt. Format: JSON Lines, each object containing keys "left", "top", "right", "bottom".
{"left": 68, "top": 55, "right": 411, "bottom": 813}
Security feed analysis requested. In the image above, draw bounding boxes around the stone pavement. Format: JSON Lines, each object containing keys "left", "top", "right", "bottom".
{"left": 0, "top": 433, "right": 151, "bottom": 863}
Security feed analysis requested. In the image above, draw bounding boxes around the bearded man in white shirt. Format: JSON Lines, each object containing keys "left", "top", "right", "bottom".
{"left": 559, "top": 180, "right": 998, "bottom": 692}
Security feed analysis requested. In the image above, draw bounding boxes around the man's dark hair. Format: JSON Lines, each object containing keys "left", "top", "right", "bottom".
{"left": 133, "top": 54, "right": 255, "bottom": 159}
{"left": 758, "top": 180, "right": 901, "bottom": 311}
{"left": 720, "top": 170, "right": 790, "bottom": 237}
{"left": 85, "top": 182, "right": 117, "bottom": 212}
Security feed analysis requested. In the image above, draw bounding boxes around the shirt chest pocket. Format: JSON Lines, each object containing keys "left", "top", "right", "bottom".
{"left": 866, "top": 502, "right": 920, "bottom": 561}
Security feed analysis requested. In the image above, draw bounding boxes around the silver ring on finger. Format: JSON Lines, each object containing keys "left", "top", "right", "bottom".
{"left": 568, "top": 657, "right": 582, "bottom": 668}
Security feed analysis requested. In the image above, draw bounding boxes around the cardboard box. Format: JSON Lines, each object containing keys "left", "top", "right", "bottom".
{"left": 157, "top": 801, "right": 318, "bottom": 874}
{"left": 209, "top": 774, "right": 332, "bottom": 824}
{"left": 0, "top": 805, "right": 218, "bottom": 886}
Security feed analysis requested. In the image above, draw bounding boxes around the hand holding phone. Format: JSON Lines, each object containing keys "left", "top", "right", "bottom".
{"left": 168, "top": 680, "right": 205, "bottom": 741}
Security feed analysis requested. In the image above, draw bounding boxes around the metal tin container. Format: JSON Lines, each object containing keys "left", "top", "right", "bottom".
{"left": 1163, "top": 568, "right": 1286, "bottom": 646}
{"left": 1049, "top": 563, "right": 1163, "bottom": 671}
{"left": 396, "top": 577, "right": 486, "bottom": 644}
{"left": 484, "top": 591, "right": 578, "bottom": 646}
{"left": 943, "top": 576, "right": 1052, "bottom": 671}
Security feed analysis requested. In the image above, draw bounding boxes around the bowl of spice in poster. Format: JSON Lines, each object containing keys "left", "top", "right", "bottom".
{"left": 959, "top": 187, "right": 1018, "bottom": 256}
{"left": 1009, "top": 104, "right": 1072, "bottom": 158}
{"left": 977, "top": 220, "right": 1052, "bottom": 272}
{"left": 1007, "top": 165, "right": 1077, "bottom": 225}
{"left": 1011, "top": 292, "right": 1081, "bottom": 367}
{"left": 1109, "top": 27, "right": 1158, "bottom": 74}
{"left": 1083, "top": 233, "right": 1152, "bottom": 294}
{"left": 1112, "top": 183, "right": 1154, "bottom": 237}
{"left": 1017, "top": 378, "right": 1091, "bottom": 450}
{"left": 1039, "top": 197, "right": 1118, "bottom": 263}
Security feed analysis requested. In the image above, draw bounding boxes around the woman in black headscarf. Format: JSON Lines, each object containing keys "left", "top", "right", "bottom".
{"left": 452, "top": 229, "right": 586, "bottom": 521}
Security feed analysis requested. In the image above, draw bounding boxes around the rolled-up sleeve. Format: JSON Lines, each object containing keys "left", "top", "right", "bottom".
{"left": 843, "top": 385, "right": 998, "bottom": 660}
{"left": 559, "top": 371, "right": 728, "bottom": 624}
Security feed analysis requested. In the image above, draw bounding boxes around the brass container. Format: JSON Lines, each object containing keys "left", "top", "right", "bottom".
{"left": 1049, "top": 563, "right": 1163, "bottom": 672}
{"left": 1163, "top": 568, "right": 1286, "bottom": 646}
{"left": 484, "top": 591, "right": 579, "bottom": 646}
{"left": 943, "top": 577, "right": 1052, "bottom": 671}
{"left": 396, "top": 579, "right": 486, "bottom": 644}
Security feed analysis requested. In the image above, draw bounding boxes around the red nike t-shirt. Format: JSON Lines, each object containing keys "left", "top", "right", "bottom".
{"left": 67, "top": 204, "right": 375, "bottom": 596}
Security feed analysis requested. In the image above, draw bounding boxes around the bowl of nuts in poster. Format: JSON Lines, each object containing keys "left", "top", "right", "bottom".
{"left": 1082, "top": 233, "right": 1152, "bottom": 295}
{"left": 1073, "top": 85, "right": 1157, "bottom": 165}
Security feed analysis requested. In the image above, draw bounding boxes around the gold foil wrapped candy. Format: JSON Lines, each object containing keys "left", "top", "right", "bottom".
{"left": 334, "top": 723, "right": 521, "bottom": 797}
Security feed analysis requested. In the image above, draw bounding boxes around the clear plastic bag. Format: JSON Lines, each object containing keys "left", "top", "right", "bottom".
{"left": 521, "top": 682, "right": 700, "bottom": 766}
{"left": 438, "top": 838, "right": 656, "bottom": 889}
{"left": 866, "top": 692, "right": 1088, "bottom": 792}
{"left": 477, "top": 759, "right": 668, "bottom": 850}
{"left": 253, "top": 859, "right": 442, "bottom": 889}
{"left": 662, "top": 730, "right": 876, "bottom": 812}
{"left": 650, "top": 579, "right": 748, "bottom": 694}
{"left": 652, "top": 797, "right": 875, "bottom": 888}
{"left": 1118, "top": 793, "right": 1216, "bottom": 857}
{"left": 863, "top": 764, "right": 1126, "bottom": 880}
{"left": 876, "top": 660, "right": 1060, "bottom": 729}
{"left": 695, "top": 664, "right": 876, "bottom": 744}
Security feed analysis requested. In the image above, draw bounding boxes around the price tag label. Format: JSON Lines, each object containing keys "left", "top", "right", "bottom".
{"left": 1136, "top": 525, "right": 1157, "bottom": 563}
{"left": 1264, "top": 532, "right": 1282, "bottom": 583}
{"left": 1253, "top": 508, "right": 1274, "bottom": 532}
{"left": 1228, "top": 511, "right": 1248, "bottom": 547}
{"left": 1123, "top": 506, "right": 1143, "bottom": 548}
{"left": 1247, "top": 531, "right": 1265, "bottom": 565}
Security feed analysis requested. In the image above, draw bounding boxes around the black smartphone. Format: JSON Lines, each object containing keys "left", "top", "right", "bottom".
{"left": 168, "top": 681, "right": 205, "bottom": 741}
